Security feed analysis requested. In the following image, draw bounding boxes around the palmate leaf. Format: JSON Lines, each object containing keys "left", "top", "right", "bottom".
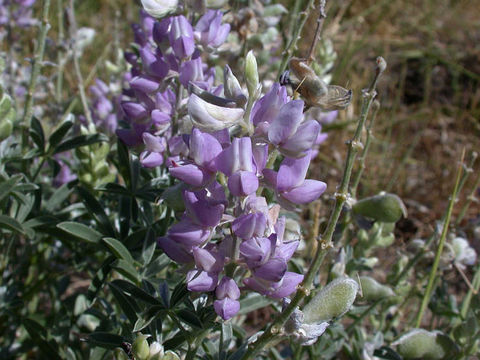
{"left": 102, "top": 237, "right": 134, "bottom": 263}
{"left": 108, "top": 282, "right": 140, "bottom": 327}
{"left": 111, "top": 259, "right": 141, "bottom": 283}
{"left": 29, "top": 117, "right": 45, "bottom": 152}
{"left": 48, "top": 119, "right": 73, "bottom": 149}
{"left": 77, "top": 186, "right": 116, "bottom": 237}
{"left": 0, "top": 174, "right": 23, "bottom": 202}
{"left": 0, "top": 214, "right": 25, "bottom": 234}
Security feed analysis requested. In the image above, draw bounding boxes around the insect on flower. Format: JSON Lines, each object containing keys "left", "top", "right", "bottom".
{"left": 285, "top": 57, "right": 352, "bottom": 111}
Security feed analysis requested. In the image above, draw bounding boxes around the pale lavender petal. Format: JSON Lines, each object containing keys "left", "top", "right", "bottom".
{"left": 216, "top": 277, "right": 241, "bottom": 300}
{"left": 143, "top": 132, "right": 165, "bottom": 152}
{"left": 280, "top": 120, "right": 320, "bottom": 158}
{"left": 268, "top": 100, "right": 304, "bottom": 145}
{"left": 228, "top": 171, "right": 259, "bottom": 196}
{"left": 190, "top": 128, "right": 222, "bottom": 171}
{"left": 130, "top": 76, "right": 159, "bottom": 93}
{"left": 269, "top": 272, "right": 304, "bottom": 298}
{"left": 276, "top": 152, "right": 312, "bottom": 192}
{"left": 121, "top": 102, "right": 148, "bottom": 121}
{"left": 140, "top": 151, "right": 164, "bottom": 168}
{"left": 169, "top": 163, "right": 214, "bottom": 187}
{"left": 193, "top": 247, "right": 224, "bottom": 273}
{"left": 187, "top": 270, "right": 218, "bottom": 292}
{"left": 275, "top": 240, "right": 300, "bottom": 261}
{"left": 251, "top": 83, "right": 288, "bottom": 125}
{"left": 254, "top": 258, "right": 287, "bottom": 282}
{"left": 183, "top": 191, "right": 224, "bottom": 227}
{"left": 168, "top": 219, "right": 211, "bottom": 246}
{"left": 281, "top": 179, "right": 327, "bottom": 204}
{"left": 214, "top": 298, "right": 240, "bottom": 320}
{"left": 232, "top": 212, "right": 267, "bottom": 240}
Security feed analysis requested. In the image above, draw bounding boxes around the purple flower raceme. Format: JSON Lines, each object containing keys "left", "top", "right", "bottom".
{"left": 194, "top": 10, "right": 231, "bottom": 51}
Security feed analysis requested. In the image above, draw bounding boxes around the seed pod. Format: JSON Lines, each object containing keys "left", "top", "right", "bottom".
{"left": 303, "top": 277, "right": 358, "bottom": 324}
{"left": 393, "top": 329, "right": 459, "bottom": 360}
{"left": 353, "top": 192, "right": 407, "bottom": 223}
{"left": 358, "top": 276, "right": 394, "bottom": 302}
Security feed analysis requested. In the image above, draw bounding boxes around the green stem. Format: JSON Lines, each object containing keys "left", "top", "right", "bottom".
{"left": 55, "top": 0, "right": 65, "bottom": 103}
{"left": 240, "top": 59, "right": 384, "bottom": 360}
{"left": 460, "top": 264, "right": 480, "bottom": 319}
{"left": 456, "top": 155, "right": 480, "bottom": 226}
{"left": 21, "top": 0, "right": 51, "bottom": 149}
{"left": 276, "top": 0, "right": 316, "bottom": 79}
{"left": 351, "top": 100, "right": 380, "bottom": 198}
{"left": 414, "top": 149, "right": 465, "bottom": 328}
{"left": 68, "top": 0, "right": 93, "bottom": 127}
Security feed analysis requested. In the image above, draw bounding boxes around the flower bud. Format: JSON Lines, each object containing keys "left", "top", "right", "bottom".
{"left": 353, "top": 192, "right": 407, "bottom": 223}
{"left": 148, "top": 341, "right": 164, "bottom": 360}
{"left": 302, "top": 277, "right": 358, "bottom": 324}
{"left": 358, "top": 276, "right": 394, "bottom": 302}
{"left": 141, "top": 0, "right": 178, "bottom": 19}
{"left": 132, "top": 334, "right": 150, "bottom": 360}
{"left": 393, "top": 329, "right": 459, "bottom": 359}
{"left": 245, "top": 50, "right": 259, "bottom": 98}
{"left": 0, "top": 108, "right": 14, "bottom": 142}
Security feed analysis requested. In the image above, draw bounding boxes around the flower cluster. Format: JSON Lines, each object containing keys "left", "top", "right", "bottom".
{"left": 0, "top": 0, "right": 37, "bottom": 35}
{"left": 119, "top": 7, "right": 330, "bottom": 320}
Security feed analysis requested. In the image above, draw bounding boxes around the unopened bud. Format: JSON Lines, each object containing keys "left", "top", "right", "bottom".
{"left": 245, "top": 50, "right": 259, "bottom": 98}
{"left": 132, "top": 334, "right": 150, "bottom": 360}
{"left": 302, "top": 277, "right": 358, "bottom": 324}
{"left": 376, "top": 56, "right": 387, "bottom": 74}
{"left": 163, "top": 350, "right": 181, "bottom": 360}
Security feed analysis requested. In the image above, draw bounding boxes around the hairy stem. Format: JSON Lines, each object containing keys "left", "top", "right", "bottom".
{"left": 67, "top": 0, "right": 93, "bottom": 126}
{"left": 414, "top": 149, "right": 465, "bottom": 328}
{"left": 351, "top": 100, "right": 380, "bottom": 198}
{"left": 21, "top": 0, "right": 51, "bottom": 148}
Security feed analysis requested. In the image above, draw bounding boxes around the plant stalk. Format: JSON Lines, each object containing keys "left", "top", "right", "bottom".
{"left": 414, "top": 149, "right": 465, "bottom": 328}
{"left": 21, "top": 0, "right": 51, "bottom": 148}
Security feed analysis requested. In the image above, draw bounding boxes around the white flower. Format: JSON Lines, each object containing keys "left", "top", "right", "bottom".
{"left": 141, "top": 0, "right": 178, "bottom": 18}
{"left": 452, "top": 237, "right": 477, "bottom": 269}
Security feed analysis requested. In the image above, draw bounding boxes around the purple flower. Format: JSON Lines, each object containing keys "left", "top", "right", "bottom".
{"left": 214, "top": 277, "right": 240, "bottom": 320}
{"left": 267, "top": 100, "right": 320, "bottom": 158}
{"left": 169, "top": 15, "right": 195, "bottom": 59}
{"left": 169, "top": 128, "right": 222, "bottom": 187}
{"left": 187, "top": 270, "right": 218, "bottom": 292}
{"left": 216, "top": 137, "right": 259, "bottom": 196}
{"left": 194, "top": 10, "right": 230, "bottom": 50}
{"left": 263, "top": 151, "right": 327, "bottom": 208}
{"left": 251, "top": 83, "right": 288, "bottom": 127}
{"left": 244, "top": 272, "right": 304, "bottom": 299}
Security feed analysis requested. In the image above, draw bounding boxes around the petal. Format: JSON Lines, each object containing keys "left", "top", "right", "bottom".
{"left": 228, "top": 171, "right": 259, "bottom": 196}
{"left": 267, "top": 100, "right": 304, "bottom": 145}
{"left": 232, "top": 212, "right": 267, "bottom": 240}
{"left": 130, "top": 76, "right": 160, "bottom": 93}
{"left": 280, "top": 120, "right": 320, "bottom": 158}
{"left": 190, "top": 128, "right": 222, "bottom": 170}
{"left": 157, "top": 236, "right": 193, "bottom": 263}
{"left": 254, "top": 257, "right": 287, "bottom": 282}
{"left": 269, "top": 272, "right": 303, "bottom": 298}
{"left": 167, "top": 219, "right": 211, "bottom": 246}
{"left": 215, "top": 277, "right": 241, "bottom": 300}
{"left": 214, "top": 298, "right": 240, "bottom": 320}
{"left": 281, "top": 179, "right": 327, "bottom": 204}
{"left": 193, "top": 247, "right": 224, "bottom": 273}
{"left": 187, "top": 270, "right": 218, "bottom": 292}
{"left": 188, "top": 94, "right": 244, "bottom": 132}
{"left": 140, "top": 151, "right": 164, "bottom": 168}
{"left": 169, "top": 163, "right": 214, "bottom": 187}
{"left": 183, "top": 191, "right": 224, "bottom": 227}
{"left": 276, "top": 152, "right": 312, "bottom": 192}
{"left": 143, "top": 132, "right": 165, "bottom": 152}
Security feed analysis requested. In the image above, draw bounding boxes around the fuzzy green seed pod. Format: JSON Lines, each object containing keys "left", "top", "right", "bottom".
{"left": 393, "top": 329, "right": 459, "bottom": 360}
{"left": 353, "top": 192, "right": 407, "bottom": 223}
{"left": 132, "top": 334, "right": 150, "bottom": 360}
{"left": 358, "top": 276, "right": 395, "bottom": 302}
{"left": 245, "top": 50, "right": 259, "bottom": 98}
{"left": 302, "top": 277, "right": 358, "bottom": 324}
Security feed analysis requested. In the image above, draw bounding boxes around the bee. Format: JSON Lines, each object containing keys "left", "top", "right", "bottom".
{"left": 283, "top": 57, "right": 352, "bottom": 111}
